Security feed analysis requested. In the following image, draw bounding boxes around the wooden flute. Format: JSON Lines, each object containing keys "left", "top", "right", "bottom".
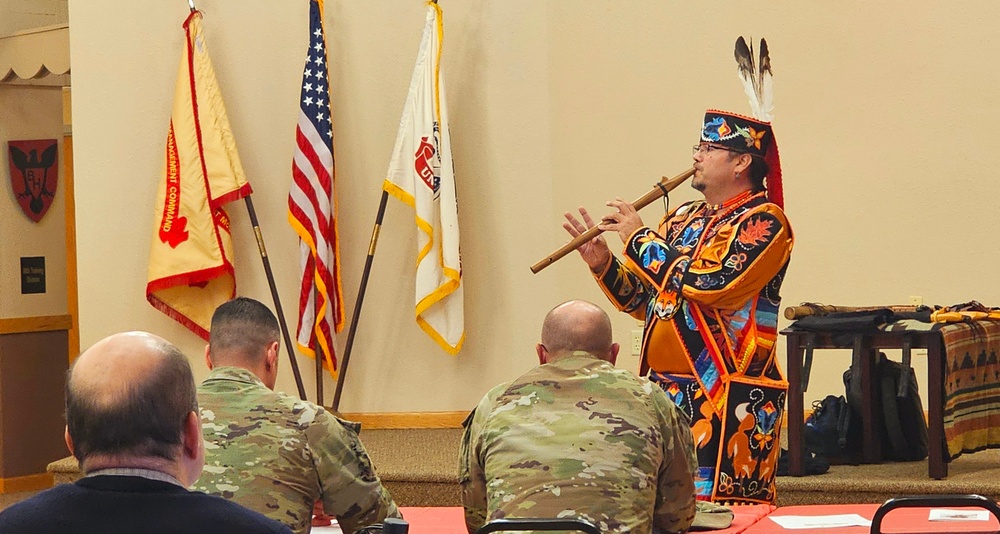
{"left": 530, "top": 167, "right": 695, "bottom": 274}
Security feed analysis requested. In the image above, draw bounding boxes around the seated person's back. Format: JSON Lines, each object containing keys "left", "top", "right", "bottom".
{"left": 0, "top": 331, "right": 291, "bottom": 534}
{"left": 195, "top": 297, "right": 400, "bottom": 534}
{"left": 460, "top": 300, "right": 697, "bottom": 534}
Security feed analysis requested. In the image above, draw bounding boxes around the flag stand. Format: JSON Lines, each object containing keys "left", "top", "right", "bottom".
{"left": 243, "top": 195, "right": 307, "bottom": 400}
{"left": 332, "top": 191, "right": 389, "bottom": 412}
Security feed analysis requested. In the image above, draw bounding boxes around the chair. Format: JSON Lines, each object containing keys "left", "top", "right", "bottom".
{"left": 474, "top": 517, "right": 601, "bottom": 534}
{"left": 353, "top": 518, "right": 409, "bottom": 534}
{"left": 870, "top": 494, "right": 1000, "bottom": 533}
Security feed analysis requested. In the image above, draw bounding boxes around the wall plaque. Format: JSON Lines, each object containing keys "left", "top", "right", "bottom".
{"left": 8, "top": 139, "right": 59, "bottom": 223}
{"left": 20, "top": 256, "right": 46, "bottom": 294}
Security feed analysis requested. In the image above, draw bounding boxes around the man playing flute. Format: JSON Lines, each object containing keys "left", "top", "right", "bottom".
{"left": 563, "top": 109, "right": 793, "bottom": 504}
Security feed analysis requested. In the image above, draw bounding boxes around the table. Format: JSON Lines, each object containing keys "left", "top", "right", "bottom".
{"left": 314, "top": 505, "right": 773, "bottom": 533}
{"left": 718, "top": 504, "right": 776, "bottom": 533}
{"left": 782, "top": 326, "right": 948, "bottom": 479}
{"left": 743, "top": 503, "right": 1000, "bottom": 533}
{"left": 311, "top": 507, "right": 467, "bottom": 534}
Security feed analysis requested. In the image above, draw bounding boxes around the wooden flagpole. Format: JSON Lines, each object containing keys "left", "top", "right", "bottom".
{"left": 243, "top": 195, "right": 308, "bottom": 400}
{"left": 332, "top": 191, "right": 389, "bottom": 412}
{"left": 316, "top": 339, "right": 324, "bottom": 406}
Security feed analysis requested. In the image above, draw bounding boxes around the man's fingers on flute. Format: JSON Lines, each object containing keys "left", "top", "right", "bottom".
{"left": 606, "top": 198, "right": 631, "bottom": 213}
{"left": 562, "top": 221, "right": 581, "bottom": 237}
{"left": 562, "top": 213, "right": 586, "bottom": 234}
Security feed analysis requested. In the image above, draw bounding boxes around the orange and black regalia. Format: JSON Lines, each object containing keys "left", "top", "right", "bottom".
{"left": 595, "top": 188, "right": 792, "bottom": 504}
{"left": 593, "top": 111, "right": 793, "bottom": 504}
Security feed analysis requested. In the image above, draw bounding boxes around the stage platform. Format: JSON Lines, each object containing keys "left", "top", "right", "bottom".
{"left": 40, "top": 428, "right": 1000, "bottom": 510}
{"left": 356, "top": 429, "right": 1000, "bottom": 508}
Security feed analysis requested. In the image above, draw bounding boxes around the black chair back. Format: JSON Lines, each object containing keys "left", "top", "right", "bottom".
{"left": 870, "top": 494, "right": 1000, "bottom": 533}
{"left": 474, "top": 517, "right": 601, "bottom": 534}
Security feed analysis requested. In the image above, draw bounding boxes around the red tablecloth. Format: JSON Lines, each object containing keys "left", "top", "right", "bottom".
{"left": 721, "top": 504, "right": 777, "bottom": 534}
{"left": 395, "top": 505, "right": 774, "bottom": 534}
{"left": 401, "top": 506, "right": 467, "bottom": 534}
{"left": 744, "top": 503, "right": 1000, "bottom": 534}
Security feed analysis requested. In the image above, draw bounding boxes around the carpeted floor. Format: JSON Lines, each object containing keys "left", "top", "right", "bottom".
{"left": 775, "top": 449, "right": 1000, "bottom": 505}
{"left": 359, "top": 428, "right": 1000, "bottom": 507}
{"left": 29, "top": 428, "right": 1000, "bottom": 511}
{"left": 360, "top": 428, "right": 465, "bottom": 507}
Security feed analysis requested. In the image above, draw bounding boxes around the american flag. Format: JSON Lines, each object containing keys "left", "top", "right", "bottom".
{"left": 288, "top": 0, "right": 344, "bottom": 375}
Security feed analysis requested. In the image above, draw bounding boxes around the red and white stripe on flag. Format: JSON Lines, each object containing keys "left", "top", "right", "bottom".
{"left": 288, "top": 0, "right": 344, "bottom": 376}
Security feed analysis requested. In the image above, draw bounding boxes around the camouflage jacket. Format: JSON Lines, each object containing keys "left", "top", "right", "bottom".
{"left": 194, "top": 367, "right": 400, "bottom": 534}
{"left": 459, "top": 353, "right": 697, "bottom": 534}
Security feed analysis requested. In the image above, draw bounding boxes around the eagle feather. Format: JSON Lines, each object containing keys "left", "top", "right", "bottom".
{"left": 734, "top": 36, "right": 773, "bottom": 122}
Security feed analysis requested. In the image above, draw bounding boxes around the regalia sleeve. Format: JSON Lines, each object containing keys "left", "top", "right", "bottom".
{"left": 622, "top": 203, "right": 792, "bottom": 311}
{"left": 592, "top": 255, "right": 653, "bottom": 322}
{"left": 681, "top": 204, "right": 792, "bottom": 309}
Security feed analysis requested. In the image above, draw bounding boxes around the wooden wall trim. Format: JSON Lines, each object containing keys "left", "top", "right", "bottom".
{"left": 0, "top": 473, "right": 54, "bottom": 494}
{"left": 335, "top": 408, "right": 829, "bottom": 431}
{"left": 62, "top": 92, "right": 80, "bottom": 361}
{"left": 0, "top": 315, "right": 72, "bottom": 335}
{"left": 338, "top": 411, "right": 468, "bottom": 429}
{"left": 336, "top": 407, "right": 917, "bottom": 432}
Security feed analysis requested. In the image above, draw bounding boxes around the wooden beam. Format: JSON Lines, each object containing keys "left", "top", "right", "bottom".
{"left": 0, "top": 473, "right": 53, "bottom": 494}
{"left": 63, "top": 86, "right": 80, "bottom": 361}
{"left": 0, "top": 315, "right": 72, "bottom": 335}
{"left": 337, "top": 411, "right": 468, "bottom": 429}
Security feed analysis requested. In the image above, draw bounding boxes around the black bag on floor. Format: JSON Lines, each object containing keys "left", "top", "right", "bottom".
{"left": 804, "top": 394, "right": 861, "bottom": 463}
{"left": 843, "top": 352, "right": 928, "bottom": 462}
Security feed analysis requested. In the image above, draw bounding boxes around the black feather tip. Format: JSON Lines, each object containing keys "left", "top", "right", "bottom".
{"left": 734, "top": 36, "right": 755, "bottom": 78}
{"left": 759, "top": 38, "right": 772, "bottom": 75}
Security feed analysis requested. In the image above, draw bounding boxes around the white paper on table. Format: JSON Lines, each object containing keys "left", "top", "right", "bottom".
{"left": 928, "top": 509, "right": 991, "bottom": 521}
{"left": 769, "top": 514, "right": 873, "bottom": 529}
{"left": 310, "top": 519, "right": 343, "bottom": 534}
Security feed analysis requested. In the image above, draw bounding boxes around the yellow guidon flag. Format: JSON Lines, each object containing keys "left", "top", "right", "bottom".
{"left": 146, "top": 11, "right": 251, "bottom": 340}
{"left": 382, "top": 2, "right": 464, "bottom": 354}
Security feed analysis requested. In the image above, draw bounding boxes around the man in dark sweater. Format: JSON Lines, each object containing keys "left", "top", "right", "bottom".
{"left": 0, "top": 331, "right": 291, "bottom": 534}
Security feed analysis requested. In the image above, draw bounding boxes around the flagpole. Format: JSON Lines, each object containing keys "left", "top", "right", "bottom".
{"left": 332, "top": 190, "right": 389, "bottom": 412}
{"left": 315, "top": 340, "right": 324, "bottom": 406}
{"left": 243, "top": 195, "right": 308, "bottom": 400}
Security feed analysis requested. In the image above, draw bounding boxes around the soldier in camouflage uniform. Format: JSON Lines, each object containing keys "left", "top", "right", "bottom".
{"left": 459, "top": 300, "right": 697, "bottom": 534}
{"left": 194, "top": 297, "right": 400, "bottom": 534}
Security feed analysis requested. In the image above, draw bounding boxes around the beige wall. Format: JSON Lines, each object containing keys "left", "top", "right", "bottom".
{"left": 0, "top": 86, "right": 67, "bottom": 318}
{"left": 69, "top": 1, "right": 1000, "bottom": 413}
{"left": 0, "top": 0, "right": 68, "bottom": 36}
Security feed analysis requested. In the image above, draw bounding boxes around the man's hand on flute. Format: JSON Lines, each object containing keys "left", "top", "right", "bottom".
{"left": 562, "top": 207, "right": 612, "bottom": 274}
{"left": 600, "top": 197, "right": 644, "bottom": 243}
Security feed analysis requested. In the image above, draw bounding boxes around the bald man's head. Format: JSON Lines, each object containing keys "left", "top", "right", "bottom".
{"left": 540, "top": 300, "right": 615, "bottom": 360}
{"left": 66, "top": 332, "right": 198, "bottom": 465}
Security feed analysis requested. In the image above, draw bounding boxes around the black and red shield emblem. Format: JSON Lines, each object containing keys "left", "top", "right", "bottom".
{"left": 8, "top": 139, "right": 59, "bottom": 223}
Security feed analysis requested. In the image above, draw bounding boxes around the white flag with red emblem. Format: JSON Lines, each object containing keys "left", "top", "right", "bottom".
{"left": 146, "top": 11, "right": 251, "bottom": 340}
{"left": 382, "top": 3, "right": 464, "bottom": 354}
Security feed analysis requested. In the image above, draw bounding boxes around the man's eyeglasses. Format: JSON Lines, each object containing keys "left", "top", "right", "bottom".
{"left": 692, "top": 144, "right": 735, "bottom": 156}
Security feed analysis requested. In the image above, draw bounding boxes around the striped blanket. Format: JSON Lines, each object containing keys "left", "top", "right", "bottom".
{"left": 939, "top": 320, "right": 1000, "bottom": 458}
